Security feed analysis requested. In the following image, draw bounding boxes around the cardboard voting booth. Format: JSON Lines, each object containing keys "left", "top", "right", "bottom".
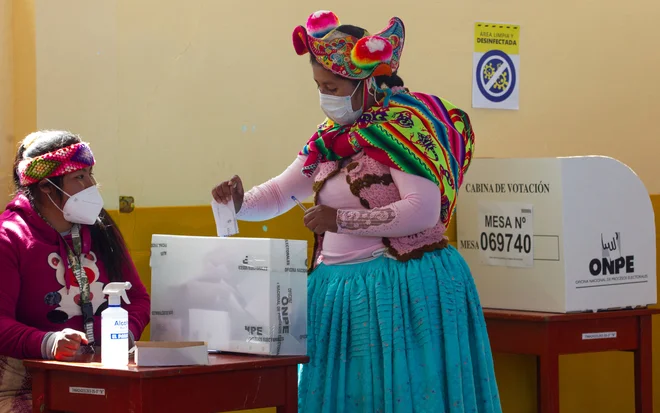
{"left": 150, "top": 235, "right": 308, "bottom": 355}
{"left": 457, "top": 156, "right": 657, "bottom": 313}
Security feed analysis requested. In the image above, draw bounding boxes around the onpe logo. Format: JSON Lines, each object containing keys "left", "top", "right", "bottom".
{"left": 589, "top": 232, "right": 634, "bottom": 276}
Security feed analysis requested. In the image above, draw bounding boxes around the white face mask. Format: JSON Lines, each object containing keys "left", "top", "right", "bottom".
{"left": 319, "top": 82, "right": 363, "bottom": 125}
{"left": 47, "top": 179, "right": 104, "bottom": 225}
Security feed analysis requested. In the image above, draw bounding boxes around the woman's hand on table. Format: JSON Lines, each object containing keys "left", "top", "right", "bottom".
{"left": 51, "top": 329, "right": 88, "bottom": 361}
{"left": 212, "top": 175, "right": 245, "bottom": 213}
{"left": 303, "top": 205, "right": 339, "bottom": 234}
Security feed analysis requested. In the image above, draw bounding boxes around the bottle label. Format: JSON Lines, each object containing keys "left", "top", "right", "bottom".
{"left": 110, "top": 333, "right": 129, "bottom": 340}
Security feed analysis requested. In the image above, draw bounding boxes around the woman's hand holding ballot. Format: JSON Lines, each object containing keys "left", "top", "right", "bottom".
{"left": 212, "top": 175, "right": 245, "bottom": 213}
{"left": 212, "top": 174, "right": 338, "bottom": 234}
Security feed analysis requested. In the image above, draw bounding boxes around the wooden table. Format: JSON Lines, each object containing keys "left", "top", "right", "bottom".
{"left": 24, "top": 353, "right": 308, "bottom": 413}
{"left": 484, "top": 307, "right": 659, "bottom": 413}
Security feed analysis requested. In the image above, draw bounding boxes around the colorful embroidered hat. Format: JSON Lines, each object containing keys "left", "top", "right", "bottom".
{"left": 18, "top": 142, "right": 96, "bottom": 186}
{"left": 292, "top": 10, "right": 405, "bottom": 80}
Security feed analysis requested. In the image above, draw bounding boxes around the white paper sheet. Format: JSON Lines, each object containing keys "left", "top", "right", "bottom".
{"left": 211, "top": 200, "right": 239, "bottom": 237}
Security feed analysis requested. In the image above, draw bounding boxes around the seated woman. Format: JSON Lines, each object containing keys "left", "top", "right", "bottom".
{"left": 0, "top": 130, "right": 150, "bottom": 413}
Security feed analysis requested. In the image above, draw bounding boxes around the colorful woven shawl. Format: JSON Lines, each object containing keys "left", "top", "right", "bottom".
{"left": 301, "top": 91, "right": 475, "bottom": 226}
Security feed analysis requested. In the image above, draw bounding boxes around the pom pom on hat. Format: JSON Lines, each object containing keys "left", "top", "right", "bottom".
{"left": 306, "top": 10, "right": 340, "bottom": 38}
{"left": 292, "top": 25, "right": 309, "bottom": 55}
{"left": 351, "top": 35, "right": 393, "bottom": 69}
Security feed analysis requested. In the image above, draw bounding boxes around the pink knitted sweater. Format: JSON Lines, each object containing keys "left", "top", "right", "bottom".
{"left": 237, "top": 153, "right": 446, "bottom": 265}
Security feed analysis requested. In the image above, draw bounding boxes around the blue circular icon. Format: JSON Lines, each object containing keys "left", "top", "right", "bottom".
{"left": 476, "top": 50, "right": 516, "bottom": 103}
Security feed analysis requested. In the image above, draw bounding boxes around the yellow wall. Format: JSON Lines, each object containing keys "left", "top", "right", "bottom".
{"left": 0, "top": 0, "right": 13, "bottom": 205}
{"left": 7, "top": 0, "right": 660, "bottom": 412}
{"left": 4, "top": 0, "right": 38, "bottom": 203}
{"left": 12, "top": 0, "right": 36, "bottom": 143}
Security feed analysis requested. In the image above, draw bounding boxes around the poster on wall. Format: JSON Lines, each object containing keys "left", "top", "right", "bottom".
{"left": 472, "top": 22, "right": 520, "bottom": 110}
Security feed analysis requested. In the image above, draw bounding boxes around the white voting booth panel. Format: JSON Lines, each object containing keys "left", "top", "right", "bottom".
{"left": 150, "top": 235, "right": 308, "bottom": 355}
{"left": 457, "top": 157, "right": 656, "bottom": 313}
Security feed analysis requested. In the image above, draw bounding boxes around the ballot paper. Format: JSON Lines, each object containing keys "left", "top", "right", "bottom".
{"left": 212, "top": 200, "right": 239, "bottom": 237}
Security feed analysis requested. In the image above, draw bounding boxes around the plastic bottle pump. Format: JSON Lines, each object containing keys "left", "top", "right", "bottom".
{"left": 101, "top": 281, "right": 132, "bottom": 367}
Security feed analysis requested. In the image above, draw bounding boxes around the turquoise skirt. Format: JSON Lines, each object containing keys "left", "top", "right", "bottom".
{"left": 298, "top": 246, "right": 502, "bottom": 413}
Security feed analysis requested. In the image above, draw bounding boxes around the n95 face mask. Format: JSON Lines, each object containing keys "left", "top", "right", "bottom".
{"left": 47, "top": 179, "right": 104, "bottom": 225}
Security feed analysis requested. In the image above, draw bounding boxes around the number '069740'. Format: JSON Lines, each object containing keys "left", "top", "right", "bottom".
{"left": 480, "top": 232, "right": 531, "bottom": 254}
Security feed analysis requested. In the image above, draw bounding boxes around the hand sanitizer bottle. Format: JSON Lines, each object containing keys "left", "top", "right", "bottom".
{"left": 101, "top": 282, "right": 132, "bottom": 367}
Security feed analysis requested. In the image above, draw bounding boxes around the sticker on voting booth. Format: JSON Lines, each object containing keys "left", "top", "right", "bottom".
{"left": 472, "top": 22, "right": 520, "bottom": 110}
{"left": 478, "top": 200, "right": 534, "bottom": 268}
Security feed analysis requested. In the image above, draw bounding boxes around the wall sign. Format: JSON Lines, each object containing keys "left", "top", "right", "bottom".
{"left": 472, "top": 22, "right": 521, "bottom": 110}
